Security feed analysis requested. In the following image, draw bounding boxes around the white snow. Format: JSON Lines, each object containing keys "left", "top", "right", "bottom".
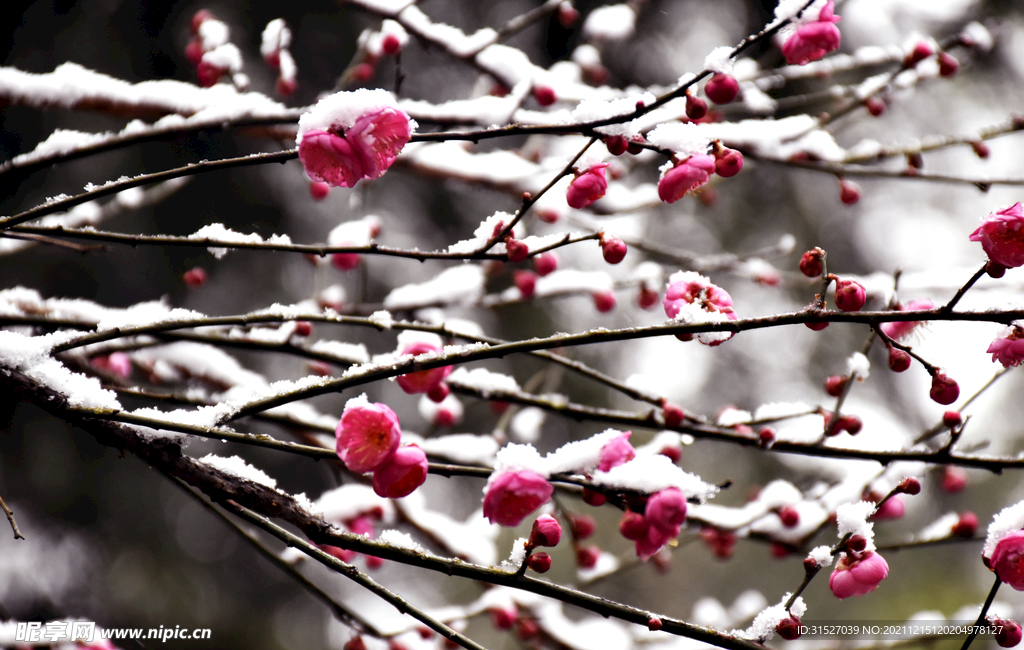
{"left": 582, "top": 4, "right": 636, "bottom": 41}
{"left": 545, "top": 429, "right": 626, "bottom": 475}
{"left": 383, "top": 265, "right": 486, "bottom": 309}
{"left": 199, "top": 454, "right": 278, "bottom": 489}
{"left": 261, "top": 19, "right": 291, "bottom": 58}
{"left": 983, "top": 500, "right": 1024, "bottom": 559}
{"left": 569, "top": 94, "right": 653, "bottom": 136}
{"left": 378, "top": 529, "right": 425, "bottom": 553}
{"left": 447, "top": 367, "right": 521, "bottom": 395}
{"left": 368, "top": 310, "right": 394, "bottom": 329}
{"left": 846, "top": 352, "right": 870, "bottom": 379}
{"left": 591, "top": 454, "right": 718, "bottom": 501}
{"left": 704, "top": 46, "right": 735, "bottom": 74}
{"left": 188, "top": 223, "right": 292, "bottom": 258}
{"left": 808, "top": 545, "right": 834, "bottom": 567}
{"left": 398, "top": 5, "right": 497, "bottom": 57}
{"left": 297, "top": 88, "right": 413, "bottom": 141}
{"left": 836, "top": 500, "right": 876, "bottom": 549}
{"left": 416, "top": 433, "right": 499, "bottom": 465}
{"left": 734, "top": 594, "right": 807, "bottom": 641}
{"left": 510, "top": 407, "right": 545, "bottom": 443}
{"left": 535, "top": 269, "right": 613, "bottom": 296}
{"left": 198, "top": 19, "right": 230, "bottom": 50}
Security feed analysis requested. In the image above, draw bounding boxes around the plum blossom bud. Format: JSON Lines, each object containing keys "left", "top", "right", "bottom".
{"left": 799, "top": 248, "right": 824, "bottom": 277}
{"left": 533, "top": 85, "right": 556, "bottom": 106}
{"left": 505, "top": 238, "right": 529, "bottom": 263}
{"left": 662, "top": 402, "right": 685, "bottom": 427}
{"left": 619, "top": 511, "right": 649, "bottom": 541}
{"left": 336, "top": 398, "right": 402, "bottom": 473}
{"left": 490, "top": 607, "right": 517, "bottom": 630}
{"left": 996, "top": 620, "right": 1023, "bottom": 648}
{"left": 777, "top": 616, "right": 802, "bottom": 640}
{"left": 569, "top": 513, "right": 596, "bottom": 539}
{"left": 685, "top": 93, "right": 708, "bottom": 120}
{"left": 297, "top": 89, "right": 413, "bottom": 188}
{"left": 558, "top": 2, "right": 580, "bottom": 27}
{"left": 829, "top": 550, "right": 889, "bottom": 598}
{"left": 988, "top": 326, "right": 1024, "bottom": 368}
{"left": 864, "top": 97, "right": 886, "bottom": 117}
{"left": 778, "top": 506, "right": 800, "bottom": 528}
{"left": 310, "top": 181, "right": 331, "bottom": 200}
{"left": 825, "top": 375, "right": 848, "bottom": 397}
{"left": 888, "top": 347, "right": 911, "bottom": 372}
{"left": 598, "top": 431, "right": 636, "bottom": 471}
{"left": 937, "top": 51, "right": 960, "bottom": 77}
{"left": 834, "top": 278, "right": 866, "bottom": 311}
{"left": 952, "top": 511, "right": 978, "bottom": 538}
{"left": 483, "top": 470, "right": 554, "bottom": 527}
{"left": 658, "top": 154, "right": 716, "bottom": 203}
{"left": 904, "top": 41, "right": 934, "bottom": 67}
{"left": 627, "top": 135, "right": 646, "bottom": 155}
{"left": 942, "top": 466, "right": 968, "bottom": 493}
{"left": 514, "top": 270, "right": 537, "bottom": 298}
{"left": 576, "top": 545, "right": 600, "bottom": 568}
{"left": 600, "top": 234, "right": 627, "bottom": 264}
{"left": 528, "top": 514, "right": 562, "bottom": 547}
{"left": 704, "top": 73, "right": 739, "bottom": 104}
{"left": 566, "top": 163, "right": 610, "bottom": 209}
{"left": 638, "top": 285, "right": 659, "bottom": 310}
{"left": 605, "top": 135, "right": 628, "bottom": 156}
{"left": 871, "top": 494, "right": 905, "bottom": 520}
{"left": 648, "top": 617, "right": 664, "bottom": 631}
{"left": 898, "top": 477, "right": 921, "bottom": 495}
{"left": 427, "top": 382, "right": 450, "bottom": 403}
{"left": 515, "top": 618, "right": 540, "bottom": 641}
{"left": 972, "top": 141, "right": 991, "bottom": 159}
{"left": 533, "top": 252, "right": 558, "bottom": 276}
{"left": 183, "top": 267, "right": 207, "bottom": 288}
{"left": 929, "top": 372, "right": 960, "bottom": 405}
{"left": 395, "top": 341, "right": 452, "bottom": 395}
{"left": 344, "top": 636, "right": 368, "bottom": 650}
{"left": 970, "top": 203, "right": 1024, "bottom": 268}
{"left": 991, "top": 531, "right": 1024, "bottom": 589}
{"left": 840, "top": 179, "right": 861, "bottom": 205}
{"left": 527, "top": 552, "right": 551, "bottom": 573}
{"left": 714, "top": 148, "right": 743, "bottom": 178}
{"left": 782, "top": 1, "right": 842, "bottom": 65}
{"left": 944, "top": 411, "right": 963, "bottom": 428}
{"left": 593, "top": 290, "right": 617, "bottom": 313}
{"left": 331, "top": 250, "right": 361, "bottom": 271}
{"left": 372, "top": 445, "right": 428, "bottom": 498}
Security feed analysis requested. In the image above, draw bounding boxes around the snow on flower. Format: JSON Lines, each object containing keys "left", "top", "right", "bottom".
{"left": 663, "top": 271, "right": 738, "bottom": 345}
{"left": 970, "top": 202, "right": 1024, "bottom": 269}
{"left": 482, "top": 470, "right": 554, "bottom": 527}
{"left": 335, "top": 394, "right": 402, "bottom": 473}
{"left": 836, "top": 501, "right": 877, "bottom": 549}
{"left": 984, "top": 501, "right": 1024, "bottom": 560}
{"left": 296, "top": 89, "right": 415, "bottom": 187}
{"left": 781, "top": 1, "right": 841, "bottom": 65}
{"left": 393, "top": 331, "right": 452, "bottom": 395}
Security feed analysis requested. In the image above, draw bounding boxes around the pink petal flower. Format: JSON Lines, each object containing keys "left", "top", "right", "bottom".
{"left": 644, "top": 487, "right": 687, "bottom": 534}
{"left": 988, "top": 327, "right": 1024, "bottom": 368}
{"left": 598, "top": 431, "right": 636, "bottom": 472}
{"left": 635, "top": 524, "right": 673, "bottom": 560}
{"left": 658, "top": 154, "right": 716, "bottom": 204}
{"left": 335, "top": 399, "right": 402, "bottom": 473}
{"left": 297, "top": 92, "right": 413, "bottom": 188}
{"left": 566, "top": 163, "right": 609, "bottom": 209}
{"left": 782, "top": 1, "right": 842, "bottom": 65}
{"left": 880, "top": 299, "right": 935, "bottom": 341}
{"left": 483, "top": 470, "right": 554, "bottom": 527}
{"left": 395, "top": 341, "right": 453, "bottom": 395}
{"left": 663, "top": 272, "right": 735, "bottom": 319}
{"left": 870, "top": 494, "right": 905, "bottom": 521}
{"left": 991, "top": 530, "right": 1024, "bottom": 590}
{"left": 372, "top": 444, "right": 428, "bottom": 498}
{"left": 782, "top": 21, "right": 842, "bottom": 65}
{"left": 829, "top": 550, "right": 889, "bottom": 598}
{"left": 970, "top": 203, "right": 1024, "bottom": 268}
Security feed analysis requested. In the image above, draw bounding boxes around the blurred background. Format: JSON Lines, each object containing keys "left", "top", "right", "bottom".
{"left": 3, "top": 0, "right": 1024, "bottom": 648}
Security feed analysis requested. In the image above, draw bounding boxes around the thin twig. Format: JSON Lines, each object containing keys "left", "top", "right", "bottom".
{"left": 0, "top": 493, "right": 25, "bottom": 540}
{"left": 959, "top": 575, "right": 1002, "bottom": 650}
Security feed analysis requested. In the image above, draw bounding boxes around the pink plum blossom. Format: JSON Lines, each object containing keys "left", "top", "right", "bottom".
{"left": 829, "top": 550, "right": 889, "bottom": 598}
{"left": 991, "top": 530, "right": 1024, "bottom": 590}
{"left": 566, "top": 163, "right": 609, "bottom": 209}
{"left": 395, "top": 341, "right": 452, "bottom": 395}
{"left": 483, "top": 470, "right": 554, "bottom": 527}
{"left": 645, "top": 487, "right": 687, "bottom": 534}
{"left": 372, "top": 444, "right": 428, "bottom": 498}
{"left": 988, "top": 326, "right": 1024, "bottom": 368}
{"left": 663, "top": 271, "right": 738, "bottom": 345}
{"left": 297, "top": 90, "right": 413, "bottom": 188}
{"left": 870, "top": 494, "right": 905, "bottom": 520}
{"left": 598, "top": 431, "right": 636, "bottom": 472}
{"left": 834, "top": 278, "right": 866, "bottom": 311}
{"left": 970, "top": 203, "right": 1024, "bottom": 268}
{"left": 881, "top": 299, "right": 935, "bottom": 340}
{"left": 335, "top": 398, "right": 402, "bottom": 473}
{"left": 658, "top": 154, "right": 716, "bottom": 203}
{"left": 782, "top": 1, "right": 842, "bottom": 65}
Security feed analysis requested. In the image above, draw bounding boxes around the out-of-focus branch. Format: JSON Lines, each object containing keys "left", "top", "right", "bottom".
{"left": 0, "top": 493, "right": 25, "bottom": 540}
